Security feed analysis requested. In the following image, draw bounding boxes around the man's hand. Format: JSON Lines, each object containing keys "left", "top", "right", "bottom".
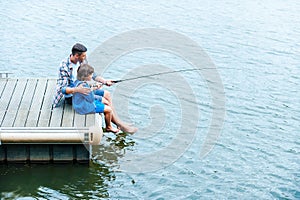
{"left": 105, "top": 80, "right": 114, "bottom": 86}
{"left": 74, "top": 85, "right": 91, "bottom": 95}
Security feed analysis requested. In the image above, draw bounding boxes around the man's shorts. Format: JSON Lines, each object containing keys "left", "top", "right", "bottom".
{"left": 94, "top": 89, "right": 105, "bottom": 102}
{"left": 65, "top": 97, "right": 73, "bottom": 105}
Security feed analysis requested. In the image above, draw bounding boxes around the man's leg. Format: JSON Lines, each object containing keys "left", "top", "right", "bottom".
{"left": 103, "top": 106, "right": 120, "bottom": 133}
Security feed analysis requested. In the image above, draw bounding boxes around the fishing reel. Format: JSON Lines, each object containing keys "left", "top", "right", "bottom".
{"left": 90, "top": 82, "right": 104, "bottom": 89}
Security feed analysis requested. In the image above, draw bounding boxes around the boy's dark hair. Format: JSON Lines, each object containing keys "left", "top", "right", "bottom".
{"left": 72, "top": 43, "right": 87, "bottom": 55}
{"left": 77, "top": 64, "right": 94, "bottom": 81}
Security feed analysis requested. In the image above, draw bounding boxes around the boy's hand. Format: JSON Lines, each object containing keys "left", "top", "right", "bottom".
{"left": 93, "top": 82, "right": 103, "bottom": 89}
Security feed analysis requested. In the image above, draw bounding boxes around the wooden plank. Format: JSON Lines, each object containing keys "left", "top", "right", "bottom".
{"left": 1, "top": 144, "right": 90, "bottom": 163}
{"left": 14, "top": 79, "right": 37, "bottom": 127}
{"left": 6, "top": 144, "right": 27, "bottom": 163}
{"left": 0, "top": 79, "right": 7, "bottom": 97}
{"left": 86, "top": 113, "right": 97, "bottom": 127}
{"left": 2, "top": 79, "right": 27, "bottom": 127}
{"left": 49, "top": 102, "right": 64, "bottom": 127}
{"left": 38, "top": 79, "right": 56, "bottom": 127}
{"left": 75, "top": 145, "right": 90, "bottom": 163}
{"left": 0, "top": 146, "right": 6, "bottom": 163}
{"left": 74, "top": 112, "right": 86, "bottom": 128}
{"left": 0, "top": 79, "right": 17, "bottom": 126}
{"left": 52, "top": 144, "right": 74, "bottom": 163}
{"left": 29, "top": 144, "right": 50, "bottom": 162}
{"left": 26, "top": 79, "right": 47, "bottom": 127}
{"left": 61, "top": 103, "right": 75, "bottom": 127}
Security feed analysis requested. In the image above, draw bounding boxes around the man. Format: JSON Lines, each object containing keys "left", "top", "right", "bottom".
{"left": 53, "top": 43, "right": 137, "bottom": 134}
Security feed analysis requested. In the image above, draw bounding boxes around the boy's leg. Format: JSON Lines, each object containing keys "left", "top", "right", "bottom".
{"left": 95, "top": 100, "right": 119, "bottom": 133}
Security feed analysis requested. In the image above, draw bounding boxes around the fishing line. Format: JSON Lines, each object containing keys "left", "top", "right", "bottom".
{"left": 112, "top": 67, "right": 220, "bottom": 83}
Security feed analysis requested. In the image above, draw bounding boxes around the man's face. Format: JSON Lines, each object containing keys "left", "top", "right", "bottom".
{"left": 77, "top": 52, "right": 87, "bottom": 63}
{"left": 75, "top": 52, "right": 86, "bottom": 63}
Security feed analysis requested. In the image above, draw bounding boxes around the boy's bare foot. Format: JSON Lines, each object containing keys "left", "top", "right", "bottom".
{"left": 105, "top": 126, "right": 120, "bottom": 133}
{"left": 119, "top": 124, "right": 138, "bottom": 134}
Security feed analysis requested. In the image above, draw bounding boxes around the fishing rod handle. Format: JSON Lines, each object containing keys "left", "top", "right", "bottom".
{"left": 112, "top": 80, "right": 122, "bottom": 83}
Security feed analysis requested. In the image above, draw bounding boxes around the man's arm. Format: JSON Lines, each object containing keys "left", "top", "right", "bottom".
{"left": 65, "top": 85, "right": 90, "bottom": 95}
{"left": 58, "top": 64, "right": 90, "bottom": 96}
{"left": 53, "top": 60, "right": 91, "bottom": 107}
{"left": 93, "top": 74, "right": 114, "bottom": 86}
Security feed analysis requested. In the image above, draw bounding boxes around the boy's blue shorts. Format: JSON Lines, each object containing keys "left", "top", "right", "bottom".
{"left": 94, "top": 99, "right": 105, "bottom": 113}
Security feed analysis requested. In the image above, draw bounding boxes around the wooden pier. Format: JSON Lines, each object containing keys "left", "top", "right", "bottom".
{"left": 0, "top": 78, "right": 103, "bottom": 164}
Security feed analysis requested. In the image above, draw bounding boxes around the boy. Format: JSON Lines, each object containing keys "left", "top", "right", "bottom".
{"left": 73, "top": 64, "right": 119, "bottom": 133}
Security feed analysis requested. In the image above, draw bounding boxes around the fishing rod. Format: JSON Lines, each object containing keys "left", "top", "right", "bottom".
{"left": 112, "top": 67, "right": 217, "bottom": 83}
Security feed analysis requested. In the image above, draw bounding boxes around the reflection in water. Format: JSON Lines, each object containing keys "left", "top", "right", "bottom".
{"left": 0, "top": 133, "right": 135, "bottom": 199}
{"left": 0, "top": 164, "right": 111, "bottom": 199}
{"left": 92, "top": 132, "right": 136, "bottom": 169}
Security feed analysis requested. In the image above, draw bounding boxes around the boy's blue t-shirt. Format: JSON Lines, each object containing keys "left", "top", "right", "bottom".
{"left": 72, "top": 80, "right": 95, "bottom": 115}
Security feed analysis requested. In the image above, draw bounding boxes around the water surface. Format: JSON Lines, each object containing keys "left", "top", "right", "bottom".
{"left": 0, "top": 0, "right": 299, "bottom": 199}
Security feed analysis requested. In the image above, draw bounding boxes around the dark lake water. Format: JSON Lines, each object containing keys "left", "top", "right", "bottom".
{"left": 1, "top": 0, "right": 299, "bottom": 199}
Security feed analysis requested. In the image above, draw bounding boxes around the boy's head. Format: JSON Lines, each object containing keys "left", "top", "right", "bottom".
{"left": 72, "top": 43, "right": 87, "bottom": 63}
{"left": 77, "top": 64, "right": 94, "bottom": 81}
